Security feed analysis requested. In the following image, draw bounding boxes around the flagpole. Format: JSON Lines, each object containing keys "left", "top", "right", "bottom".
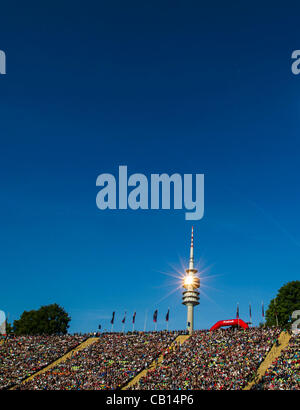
{"left": 110, "top": 312, "right": 115, "bottom": 333}
{"left": 122, "top": 312, "right": 126, "bottom": 334}
{"left": 144, "top": 310, "right": 148, "bottom": 332}
{"left": 132, "top": 312, "right": 136, "bottom": 333}
{"left": 166, "top": 307, "right": 170, "bottom": 331}
{"left": 153, "top": 309, "right": 158, "bottom": 332}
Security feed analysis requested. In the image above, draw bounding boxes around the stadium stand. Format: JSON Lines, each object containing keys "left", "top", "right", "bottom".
{"left": 12, "top": 337, "right": 99, "bottom": 389}
{"left": 1, "top": 327, "right": 295, "bottom": 390}
{"left": 123, "top": 334, "right": 191, "bottom": 389}
{"left": 16, "top": 332, "right": 178, "bottom": 390}
{"left": 251, "top": 333, "right": 299, "bottom": 390}
{"left": 0, "top": 334, "right": 86, "bottom": 389}
{"left": 129, "top": 327, "right": 281, "bottom": 390}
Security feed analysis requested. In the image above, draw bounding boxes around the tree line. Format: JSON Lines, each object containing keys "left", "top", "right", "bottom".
{"left": 6, "top": 303, "right": 70, "bottom": 335}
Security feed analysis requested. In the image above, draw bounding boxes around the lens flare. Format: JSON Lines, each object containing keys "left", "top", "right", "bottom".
{"left": 184, "top": 275, "right": 194, "bottom": 286}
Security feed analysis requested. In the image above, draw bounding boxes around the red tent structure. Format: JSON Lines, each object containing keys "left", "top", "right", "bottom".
{"left": 209, "top": 318, "right": 249, "bottom": 331}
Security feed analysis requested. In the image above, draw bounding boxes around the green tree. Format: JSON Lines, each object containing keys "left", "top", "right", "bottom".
{"left": 13, "top": 304, "right": 71, "bottom": 335}
{"left": 5, "top": 321, "right": 14, "bottom": 334}
{"left": 266, "top": 281, "right": 300, "bottom": 328}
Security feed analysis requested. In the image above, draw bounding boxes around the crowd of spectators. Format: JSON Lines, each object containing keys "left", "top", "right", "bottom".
{"left": 0, "top": 334, "right": 86, "bottom": 389}
{"left": 17, "top": 331, "right": 177, "bottom": 390}
{"left": 130, "top": 327, "right": 281, "bottom": 390}
{"left": 1, "top": 328, "right": 291, "bottom": 390}
{"left": 252, "top": 333, "right": 300, "bottom": 390}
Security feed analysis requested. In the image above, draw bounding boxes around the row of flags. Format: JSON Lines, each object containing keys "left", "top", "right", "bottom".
{"left": 109, "top": 309, "right": 170, "bottom": 325}
{"left": 99, "top": 304, "right": 265, "bottom": 330}
{"left": 109, "top": 303, "right": 265, "bottom": 326}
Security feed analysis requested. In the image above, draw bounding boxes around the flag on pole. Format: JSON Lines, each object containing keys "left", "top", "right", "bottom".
{"left": 236, "top": 303, "right": 239, "bottom": 319}
{"left": 166, "top": 309, "right": 170, "bottom": 322}
{"left": 153, "top": 309, "right": 158, "bottom": 323}
{"left": 132, "top": 312, "right": 136, "bottom": 324}
{"left": 111, "top": 311, "right": 115, "bottom": 324}
{"left": 122, "top": 312, "right": 127, "bottom": 324}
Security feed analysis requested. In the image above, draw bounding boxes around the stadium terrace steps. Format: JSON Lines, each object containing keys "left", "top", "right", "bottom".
{"left": 9, "top": 337, "right": 99, "bottom": 390}
{"left": 122, "top": 334, "right": 190, "bottom": 390}
{"left": 243, "top": 331, "right": 291, "bottom": 390}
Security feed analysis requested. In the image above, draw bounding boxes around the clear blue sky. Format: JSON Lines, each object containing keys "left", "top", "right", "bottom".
{"left": 0, "top": 1, "right": 299, "bottom": 333}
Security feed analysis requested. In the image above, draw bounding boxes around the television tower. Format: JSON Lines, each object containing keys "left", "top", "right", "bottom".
{"left": 182, "top": 227, "right": 200, "bottom": 334}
